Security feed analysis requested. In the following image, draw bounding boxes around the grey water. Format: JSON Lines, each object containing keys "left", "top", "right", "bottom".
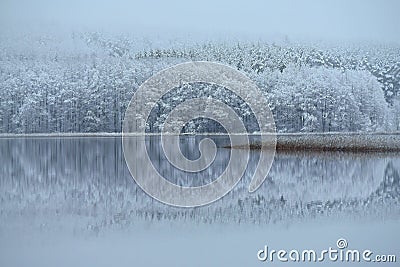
{"left": 0, "top": 136, "right": 399, "bottom": 266}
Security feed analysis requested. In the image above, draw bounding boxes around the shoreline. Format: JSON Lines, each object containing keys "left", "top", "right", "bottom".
{"left": 1, "top": 132, "right": 400, "bottom": 152}
{"left": 0, "top": 132, "right": 399, "bottom": 137}
{"left": 232, "top": 133, "right": 400, "bottom": 152}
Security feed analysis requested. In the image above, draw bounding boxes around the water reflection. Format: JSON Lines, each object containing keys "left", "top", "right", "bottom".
{"left": 0, "top": 137, "right": 399, "bottom": 232}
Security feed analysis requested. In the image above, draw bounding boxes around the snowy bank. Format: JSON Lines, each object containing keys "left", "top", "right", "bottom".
{"left": 228, "top": 133, "right": 400, "bottom": 152}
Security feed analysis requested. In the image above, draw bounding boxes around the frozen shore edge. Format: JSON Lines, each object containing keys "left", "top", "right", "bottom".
{"left": 236, "top": 133, "right": 400, "bottom": 152}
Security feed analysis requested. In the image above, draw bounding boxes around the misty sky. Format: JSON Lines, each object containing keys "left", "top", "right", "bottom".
{"left": 1, "top": 0, "right": 399, "bottom": 43}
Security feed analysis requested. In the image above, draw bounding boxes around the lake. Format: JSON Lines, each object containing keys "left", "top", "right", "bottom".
{"left": 0, "top": 136, "right": 399, "bottom": 266}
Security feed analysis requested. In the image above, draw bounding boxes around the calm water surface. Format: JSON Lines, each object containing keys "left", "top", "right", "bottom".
{"left": 0, "top": 136, "right": 399, "bottom": 266}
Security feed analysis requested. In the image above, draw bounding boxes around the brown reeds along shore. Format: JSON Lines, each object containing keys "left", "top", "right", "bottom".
{"left": 227, "top": 133, "right": 400, "bottom": 152}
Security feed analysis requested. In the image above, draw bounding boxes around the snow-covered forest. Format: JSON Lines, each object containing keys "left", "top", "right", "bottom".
{"left": 1, "top": 32, "right": 400, "bottom": 133}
